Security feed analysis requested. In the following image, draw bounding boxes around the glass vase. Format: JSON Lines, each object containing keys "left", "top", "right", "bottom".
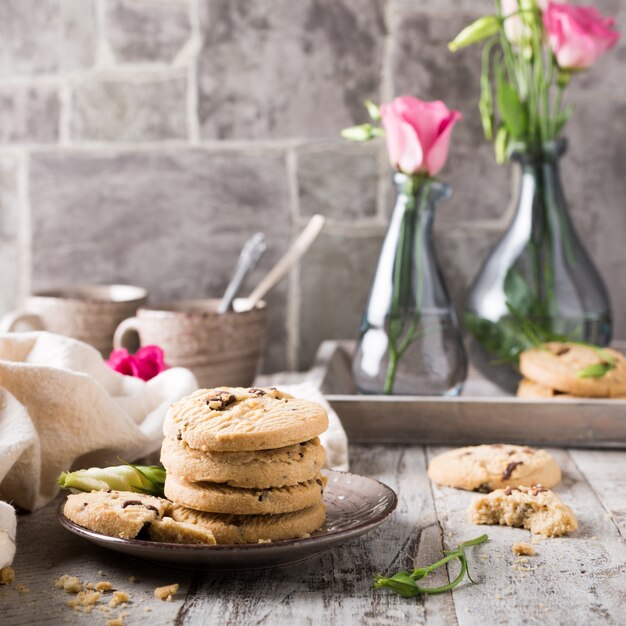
{"left": 465, "top": 139, "right": 612, "bottom": 392}
{"left": 352, "top": 173, "right": 467, "bottom": 395}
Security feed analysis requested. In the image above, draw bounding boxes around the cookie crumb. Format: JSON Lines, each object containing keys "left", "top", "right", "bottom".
{"left": 0, "top": 567, "right": 15, "bottom": 585}
{"left": 67, "top": 590, "right": 100, "bottom": 609}
{"left": 512, "top": 542, "right": 536, "bottom": 556}
{"left": 16, "top": 584, "right": 30, "bottom": 594}
{"left": 128, "top": 575, "right": 138, "bottom": 583}
{"left": 95, "top": 581, "right": 113, "bottom": 592}
{"left": 106, "top": 619, "right": 125, "bottom": 626}
{"left": 108, "top": 590, "right": 130, "bottom": 607}
{"left": 55, "top": 574, "right": 83, "bottom": 594}
{"left": 154, "top": 583, "right": 179, "bottom": 601}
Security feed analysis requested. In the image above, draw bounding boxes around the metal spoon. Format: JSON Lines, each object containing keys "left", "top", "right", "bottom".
{"left": 218, "top": 232, "right": 267, "bottom": 314}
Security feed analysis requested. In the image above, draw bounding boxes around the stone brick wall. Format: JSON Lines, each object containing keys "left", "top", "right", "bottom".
{"left": 0, "top": 0, "right": 624, "bottom": 372}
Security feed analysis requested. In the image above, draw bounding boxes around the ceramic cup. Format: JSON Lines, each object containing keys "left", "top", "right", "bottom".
{"left": 113, "top": 299, "right": 267, "bottom": 388}
{"left": 0, "top": 284, "right": 148, "bottom": 356}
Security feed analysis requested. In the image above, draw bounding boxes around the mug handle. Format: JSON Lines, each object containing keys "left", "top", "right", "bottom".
{"left": 113, "top": 317, "right": 141, "bottom": 350}
{"left": 0, "top": 311, "right": 45, "bottom": 333}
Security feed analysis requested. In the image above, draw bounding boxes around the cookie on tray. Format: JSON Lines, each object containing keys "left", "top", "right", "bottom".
{"left": 167, "top": 502, "right": 327, "bottom": 544}
{"left": 468, "top": 484, "right": 578, "bottom": 537}
{"left": 519, "top": 342, "right": 626, "bottom": 398}
{"left": 427, "top": 444, "right": 561, "bottom": 492}
{"left": 164, "top": 387, "right": 329, "bottom": 452}
{"left": 164, "top": 474, "right": 326, "bottom": 515}
{"left": 160, "top": 436, "right": 325, "bottom": 489}
{"left": 64, "top": 490, "right": 169, "bottom": 539}
{"left": 516, "top": 378, "right": 576, "bottom": 399}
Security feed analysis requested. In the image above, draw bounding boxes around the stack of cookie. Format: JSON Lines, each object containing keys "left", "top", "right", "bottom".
{"left": 517, "top": 342, "right": 626, "bottom": 399}
{"left": 160, "top": 386, "right": 329, "bottom": 543}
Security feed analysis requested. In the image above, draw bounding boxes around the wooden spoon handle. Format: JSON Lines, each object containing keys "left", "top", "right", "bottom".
{"left": 245, "top": 214, "right": 326, "bottom": 309}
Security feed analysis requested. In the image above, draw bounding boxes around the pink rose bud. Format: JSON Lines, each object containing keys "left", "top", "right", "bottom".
{"left": 543, "top": 1, "right": 620, "bottom": 70}
{"left": 106, "top": 345, "right": 168, "bottom": 381}
{"left": 380, "top": 96, "right": 462, "bottom": 177}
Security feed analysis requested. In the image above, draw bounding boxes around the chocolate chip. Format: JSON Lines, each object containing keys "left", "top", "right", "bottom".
{"left": 176, "top": 431, "right": 182, "bottom": 441}
{"left": 502, "top": 461, "right": 523, "bottom": 480}
{"left": 81, "top": 502, "right": 88, "bottom": 510}
{"left": 299, "top": 453, "right": 304, "bottom": 458}
{"left": 248, "top": 388, "right": 266, "bottom": 396}
{"left": 121, "top": 500, "right": 144, "bottom": 508}
{"left": 316, "top": 479, "right": 323, "bottom": 486}
{"left": 556, "top": 346, "right": 570, "bottom": 356}
{"left": 145, "top": 505, "right": 159, "bottom": 514}
{"left": 206, "top": 392, "right": 237, "bottom": 410}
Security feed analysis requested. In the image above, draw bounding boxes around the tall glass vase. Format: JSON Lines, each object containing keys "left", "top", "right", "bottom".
{"left": 465, "top": 139, "right": 612, "bottom": 392}
{"left": 353, "top": 173, "right": 467, "bottom": 395}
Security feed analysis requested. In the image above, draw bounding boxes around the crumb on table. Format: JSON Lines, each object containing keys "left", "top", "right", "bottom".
{"left": 154, "top": 583, "right": 179, "bottom": 601}
{"left": 66, "top": 590, "right": 101, "bottom": 610}
{"left": 0, "top": 567, "right": 15, "bottom": 585}
{"left": 55, "top": 574, "right": 83, "bottom": 594}
{"left": 106, "top": 618, "right": 125, "bottom": 626}
{"left": 109, "top": 590, "right": 130, "bottom": 608}
{"left": 95, "top": 581, "right": 113, "bottom": 592}
{"left": 512, "top": 542, "right": 536, "bottom": 556}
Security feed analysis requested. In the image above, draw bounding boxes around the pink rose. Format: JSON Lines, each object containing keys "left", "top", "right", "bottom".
{"left": 543, "top": 1, "right": 620, "bottom": 70}
{"left": 106, "top": 345, "right": 168, "bottom": 382}
{"left": 380, "top": 96, "right": 462, "bottom": 177}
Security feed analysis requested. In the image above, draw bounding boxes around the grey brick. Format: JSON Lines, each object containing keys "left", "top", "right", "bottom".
{"left": 0, "top": 85, "right": 60, "bottom": 144}
{"left": 70, "top": 74, "right": 188, "bottom": 142}
{"left": 197, "top": 0, "right": 386, "bottom": 139}
{"left": 391, "top": 11, "right": 511, "bottom": 224}
{"left": 61, "top": 0, "right": 98, "bottom": 72}
{"left": 0, "top": 0, "right": 60, "bottom": 76}
{"left": 0, "top": 153, "right": 21, "bottom": 316}
{"left": 297, "top": 226, "right": 385, "bottom": 369}
{"left": 29, "top": 148, "right": 292, "bottom": 370}
{"left": 104, "top": 0, "right": 192, "bottom": 64}
{"left": 297, "top": 143, "right": 380, "bottom": 221}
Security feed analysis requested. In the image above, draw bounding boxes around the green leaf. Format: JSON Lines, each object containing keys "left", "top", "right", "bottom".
{"left": 57, "top": 464, "right": 166, "bottom": 497}
{"left": 503, "top": 268, "right": 533, "bottom": 316}
{"left": 364, "top": 100, "right": 381, "bottom": 121}
{"left": 449, "top": 16, "right": 500, "bottom": 52}
{"left": 375, "top": 534, "right": 488, "bottom": 599}
{"left": 496, "top": 66, "right": 528, "bottom": 139}
{"left": 374, "top": 571, "right": 419, "bottom": 598}
{"left": 494, "top": 125, "right": 509, "bottom": 164}
{"left": 578, "top": 354, "right": 616, "bottom": 379}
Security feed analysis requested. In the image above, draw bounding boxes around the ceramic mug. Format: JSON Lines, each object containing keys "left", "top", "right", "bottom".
{"left": 0, "top": 284, "right": 148, "bottom": 356}
{"left": 113, "top": 299, "right": 267, "bottom": 388}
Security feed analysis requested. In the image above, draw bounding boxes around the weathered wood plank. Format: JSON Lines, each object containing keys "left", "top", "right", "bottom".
{"left": 427, "top": 446, "right": 626, "bottom": 626}
{"left": 569, "top": 449, "right": 626, "bottom": 541}
{"left": 0, "top": 495, "right": 192, "bottom": 625}
{"left": 178, "top": 445, "right": 457, "bottom": 626}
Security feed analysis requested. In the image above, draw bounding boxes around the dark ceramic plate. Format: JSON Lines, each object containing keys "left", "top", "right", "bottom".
{"left": 57, "top": 470, "right": 397, "bottom": 571}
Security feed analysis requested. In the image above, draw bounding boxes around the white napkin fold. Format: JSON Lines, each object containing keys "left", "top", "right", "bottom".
{"left": 0, "top": 331, "right": 198, "bottom": 567}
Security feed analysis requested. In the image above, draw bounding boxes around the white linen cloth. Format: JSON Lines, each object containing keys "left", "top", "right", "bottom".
{"left": 0, "top": 331, "right": 198, "bottom": 567}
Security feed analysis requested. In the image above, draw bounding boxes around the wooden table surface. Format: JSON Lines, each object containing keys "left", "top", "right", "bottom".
{"left": 2, "top": 444, "right": 625, "bottom": 626}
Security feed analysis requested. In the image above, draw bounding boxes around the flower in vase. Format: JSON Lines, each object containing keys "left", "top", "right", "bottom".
{"left": 543, "top": 1, "right": 620, "bottom": 70}
{"left": 502, "top": 0, "right": 554, "bottom": 45}
{"left": 106, "top": 345, "right": 168, "bottom": 381}
{"left": 380, "top": 96, "right": 462, "bottom": 177}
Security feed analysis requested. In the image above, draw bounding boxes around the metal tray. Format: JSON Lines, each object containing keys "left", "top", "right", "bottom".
{"left": 307, "top": 340, "right": 626, "bottom": 449}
